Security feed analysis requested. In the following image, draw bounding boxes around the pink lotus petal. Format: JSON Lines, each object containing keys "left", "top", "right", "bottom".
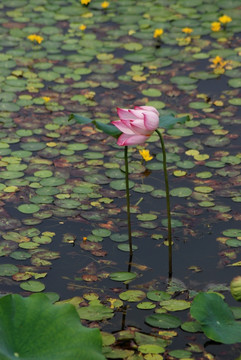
{"left": 117, "top": 108, "right": 136, "bottom": 121}
{"left": 143, "top": 111, "right": 159, "bottom": 131}
{"left": 112, "top": 120, "right": 135, "bottom": 134}
{"left": 117, "top": 133, "right": 149, "bottom": 146}
{"left": 134, "top": 106, "right": 159, "bottom": 116}
{"left": 130, "top": 122, "right": 151, "bottom": 135}
{"left": 128, "top": 109, "right": 144, "bottom": 119}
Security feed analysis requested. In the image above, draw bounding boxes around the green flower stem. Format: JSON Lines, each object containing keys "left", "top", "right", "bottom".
{"left": 155, "top": 129, "right": 172, "bottom": 278}
{"left": 124, "top": 146, "right": 133, "bottom": 256}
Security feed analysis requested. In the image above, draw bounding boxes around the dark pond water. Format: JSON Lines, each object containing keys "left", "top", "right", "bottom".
{"left": 0, "top": 0, "right": 241, "bottom": 358}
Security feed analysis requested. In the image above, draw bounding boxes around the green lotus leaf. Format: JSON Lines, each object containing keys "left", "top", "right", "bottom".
{"left": 0, "top": 293, "right": 105, "bottom": 360}
{"left": 190, "top": 292, "right": 241, "bottom": 344}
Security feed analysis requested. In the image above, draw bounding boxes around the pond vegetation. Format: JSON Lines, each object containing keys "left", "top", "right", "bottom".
{"left": 0, "top": 0, "right": 241, "bottom": 359}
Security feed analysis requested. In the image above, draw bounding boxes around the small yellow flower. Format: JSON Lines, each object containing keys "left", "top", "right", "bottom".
{"left": 42, "top": 96, "right": 50, "bottom": 102}
{"left": 84, "top": 91, "right": 95, "bottom": 99}
{"left": 79, "top": 24, "right": 86, "bottom": 31}
{"left": 108, "top": 298, "right": 117, "bottom": 309}
{"left": 211, "top": 22, "right": 221, "bottom": 32}
{"left": 83, "top": 236, "right": 87, "bottom": 241}
{"left": 128, "top": 29, "right": 136, "bottom": 35}
{"left": 212, "top": 55, "right": 223, "bottom": 65}
{"left": 219, "top": 15, "right": 232, "bottom": 24}
{"left": 210, "top": 55, "right": 229, "bottom": 74}
{"left": 210, "top": 55, "right": 227, "bottom": 68}
{"left": 46, "top": 142, "right": 57, "bottom": 147}
{"left": 153, "top": 28, "right": 164, "bottom": 38}
{"left": 139, "top": 149, "right": 153, "bottom": 161}
{"left": 81, "top": 0, "right": 91, "bottom": 5}
{"left": 27, "top": 34, "right": 44, "bottom": 44}
{"left": 101, "top": 1, "right": 109, "bottom": 8}
{"left": 182, "top": 27, "right": 193, "bottom": 34}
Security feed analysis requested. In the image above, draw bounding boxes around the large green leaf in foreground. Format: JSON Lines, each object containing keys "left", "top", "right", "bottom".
{"left": 190, "top": 292, "right": 241, "bottom": 344}
{"left": 0, "top": 293, "right": 105, "bottom": 360}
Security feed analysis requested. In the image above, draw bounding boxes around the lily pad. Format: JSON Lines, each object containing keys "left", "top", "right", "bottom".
{"left": 109, "top": 272, "right": 137, "bottom": 282}
{"left": 17, "top": 204, "right": 40, "bottom": 214}
{"left": 20, "top": 280, "right": 45, "bottom": 292}
{"left": 119, "top": 290, "right": 146, "bottom": 302}
{"left": 145, "top": 313, "right": 181, "bottom": 329}
{"left": 78, "top": 303, "right": 114, "bottom": 321}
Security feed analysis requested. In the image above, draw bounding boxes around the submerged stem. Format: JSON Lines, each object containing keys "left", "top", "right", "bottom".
{"left": 155, "top": 129, "right": 172, "bottom": 278}
{"left": 124, "top": 146, "right": 133, "bottom": 256}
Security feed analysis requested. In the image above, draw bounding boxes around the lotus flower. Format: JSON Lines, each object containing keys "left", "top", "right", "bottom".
{"left": 112, "top": 106, "right": 159, "bottom": 146}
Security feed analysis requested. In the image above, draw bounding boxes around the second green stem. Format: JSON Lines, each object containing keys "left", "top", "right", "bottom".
{"left": 124, "top": 146, "right": 133, "bottom": 257}
{"left": 155, "top": 129, "right": 172, "bottom": 278}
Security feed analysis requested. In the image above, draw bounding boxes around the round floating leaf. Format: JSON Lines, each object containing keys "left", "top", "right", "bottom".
{"left": 119, "top": 290, "right": 146, "bottom": 302}
{"left": 147, "top": 291, "right": 171, "bottom": 302}
{"left": 117, "top": 244, "right": 138, "bottom": 252}
{"left": 194, "top": 186, "right": 213, "bottom": 194}
{"left": 205, "top": 161, "right": 225, "bottom": 168}
{"left": 189, "top": 102, "right": 211, "bottom": 109}
{"left": 167, "top": 128, "right": 193, "bottom": 137}
{"left": 34, "top": 170, "right": 53, "bottom": 178}
{"left": 176, "top": 160, "right": 195, "bottom": 169}
{"left": 226, "top": 239, "right": 241, "bottom": 247}
{"left": 138, "top": 344, "right": 165, "bottom": 354}
{"left": 169, "top": 350, "right": 192, "bottom": 358}
{"left": 92, "top": 229, "right": 111, "bottom": 237}
{"left": 142, "top": 88, "right": 162, "bottom": 97}
{"left": 160, "top": 299, "right": 190, "bottom": 311}
{"left": 10, "top": 251, "right": 31, "bottom": 260}
{"left": 133, "top": 184, "right": 154, "bottom": 193}
{"left": 40, "top": 177, "right": 66, "bottom": 186}
{"left": 170, "top": 187, "right": 192, "bottom": 197}
{"left": 110, "top": 233, "right": 129, "bottom": 242}
{"left": 0, "top": 293, "right": 105, "bottom": 360}
{"left": 190, "top": 292, "right": 241, "bottom": 344}
{"left": 162, "top": 219, "right": 183, "bottom": 228}
{"left": 137, "top": 213, "right": 157, "bottom": 221}
{"left": 145, "top": 313, "right": 181, "bottom": 329}
{"left": 171, "top": 76, "right": 197, "bottom": 85}
{"left": 181, "top": 321, "right": 203, "bottom": 333}
{"left": 17, "top": 204, "right": 40, "bottom": 214}
{"left": 54, "top": 199, "right": 80, "bottom": 209}
{"left": 0, "top": 171, "right": 24, "bottom": 180}
{"left": 20, "top": 142, "right": 46, "bottom": 151}
{"left": 223, "top": 229, "right": 241, "bottom": 237}
{"left": 109, "top": 272, "right": 137, "bottom": 282}
{"left": 20, "top": 280, "right": 45, "bottom": 292}
{"left": 228, "top": 78, "right": 241, "bottom": 88}
{"left": 230, "top": 277, "right": 241, "bottom": 301}
{"left": 78, "top": 304, "right": 114, "bottom": 321}
{"left": 110, "top": 179, "right": 135, "bottom": 190}
{"left": 137, "top": 302, "right": 156, "bottom": 310}
{"left": 0, "top": 264, "right": 18, "bottom": 276}
{"left": 229, "top": 98, "right": 241, "bottom": 106}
